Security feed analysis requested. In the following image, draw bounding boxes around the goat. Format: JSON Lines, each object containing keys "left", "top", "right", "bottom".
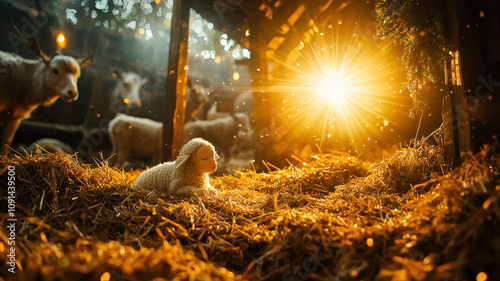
{"left": 0, "top": 18, "right": 93, "bottom": 155}
{"left": 109, "top": 67, "right": 147, "bottom": 113}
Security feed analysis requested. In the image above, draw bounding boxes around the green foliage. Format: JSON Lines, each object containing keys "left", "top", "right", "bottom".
{"left": 375, "top": 0, "right": 450, "bottom": 117}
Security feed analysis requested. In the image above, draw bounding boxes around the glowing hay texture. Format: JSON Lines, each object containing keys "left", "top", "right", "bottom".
{"left": 1, "top": 141, "right": 499, "bottom": 280}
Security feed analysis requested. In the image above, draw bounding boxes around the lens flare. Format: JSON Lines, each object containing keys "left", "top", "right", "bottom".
{"left": 318, "top": 71, "right": 349, "bottom": 106}
{"left": 255, "top": 25, "right": 409, "bottom": 154}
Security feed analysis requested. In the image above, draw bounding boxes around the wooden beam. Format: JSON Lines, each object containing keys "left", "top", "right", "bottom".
{"left": 274, "top": 8, "right": 312, "bottom": 60}
{"left": 249, "top": 20, "right": 272, "bottom": 170}
{"left": 260, "top": 0, "right": 303, "bottom": 44}
{"left": 314, "top": 1, "right": 346, "bottom": 28}
{"left": 162, "top": 0, "right": 190, "bottom": 162}
{"left": 273, "top": 0, "right": 333, "bottom": 59}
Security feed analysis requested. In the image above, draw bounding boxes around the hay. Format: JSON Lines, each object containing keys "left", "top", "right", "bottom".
{"left": 1, "top": 141, "right": 499, "bottom": 280}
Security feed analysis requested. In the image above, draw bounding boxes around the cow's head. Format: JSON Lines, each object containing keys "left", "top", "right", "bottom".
{"left": 44, "top": 52, "right": 93, "bottom": 102}
{"left": 112, "top": 67, "right": 147, "bottom": 109}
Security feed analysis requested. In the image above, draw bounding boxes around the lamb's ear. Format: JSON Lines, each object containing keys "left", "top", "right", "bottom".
{"left": 174, "top": 155, "right": 190, "bottom": 170}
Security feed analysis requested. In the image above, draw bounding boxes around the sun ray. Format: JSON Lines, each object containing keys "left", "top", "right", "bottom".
{"left": 256, "top": 25, "right": 410, "bottom": 154}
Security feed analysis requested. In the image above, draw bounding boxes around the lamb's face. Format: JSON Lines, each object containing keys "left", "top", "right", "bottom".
{"left": 194, "top": 145, "right": 219, "bottom": 174}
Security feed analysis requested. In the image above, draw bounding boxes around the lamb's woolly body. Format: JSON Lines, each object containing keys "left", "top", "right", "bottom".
{"left": 183, "top": 113, "right": 250, "bottom": 162}
{"left": 133, "top": 138, "right": 216, "bottom": 197}
{"left": 108, "top": 114, "right": 162, "bottom": 167}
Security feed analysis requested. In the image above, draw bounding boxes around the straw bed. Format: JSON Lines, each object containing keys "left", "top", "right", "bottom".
{"left": 1, "top": 141, "right": 499, "bottom": 280}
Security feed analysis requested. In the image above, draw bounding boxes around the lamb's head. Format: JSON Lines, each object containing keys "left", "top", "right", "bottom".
{"left": 175, "top": 138, "right": 219, "bottom": 174}
{"left": 44, "top": 52, "right": 92, "bottom": 103}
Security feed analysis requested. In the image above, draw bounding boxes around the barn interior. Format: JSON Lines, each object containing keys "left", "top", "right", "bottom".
{"left": 0, "top": 0, "right": 442, "bottom": 168}
{"left": 1, "top": 0, "right": 500, "bottom": 280}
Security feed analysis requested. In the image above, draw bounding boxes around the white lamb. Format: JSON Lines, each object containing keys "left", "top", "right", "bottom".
{"left": 183, "top": 113, "right": 251, "bottom": 163}
{"left": 108, "top": 114, "right": 162, "bottom": 168}
{"left": 133, "top": 138, "right": 218, "bottom": 198}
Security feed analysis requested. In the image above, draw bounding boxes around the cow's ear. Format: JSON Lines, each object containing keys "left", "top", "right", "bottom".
{"left": 141, "top": 78, "right": 148, "bottom": 85}
{"left": 112, "top": 67, "right": 124, "bottom": 79}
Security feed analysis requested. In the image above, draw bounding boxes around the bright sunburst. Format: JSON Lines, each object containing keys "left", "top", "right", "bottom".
{"left": 258, "top": 25, "right": 408, "bottom": 154}
{"left": 318, "top": 70, "right": 350, "bottom": 105}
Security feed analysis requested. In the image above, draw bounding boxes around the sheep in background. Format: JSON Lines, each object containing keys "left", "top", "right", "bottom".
{"left": 206, "top": 103, "right": 231, "bottom": 120}
{"left": 183, "top": 113, "right": 251, "bottom": 163}
{"left": 23, "top": 138, "right": 75, "bottom": 155}
{"left": 185, "top": 83, "right": 209, "bottom": 123}
{"left": 234, "top": 91, "right": 253, "bottom": 118}
{"left": 108, "top": 114, "right": 162, "bottom": 168}
{"left": 196, "top": 86, "right": 237, "bottom": 121}
{"left": 236, "top": 129, "right": 255, "bottom": 152}
{"left": 78, "top": 127, "right": 113, "bottom": 163}
{"left": 140, "top": 78, "right": 208, "bottom": 122}
{"left": 199, "top": 89, "right": 253, "bottom": 122}
{"left": 18, "top": 138, "right": 84, "bottom": 163}
{"left": 133, "top": 138, "right": 218, "bottom": 198}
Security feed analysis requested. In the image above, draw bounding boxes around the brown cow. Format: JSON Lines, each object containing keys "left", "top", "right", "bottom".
{"left": 0, "top": 19, "right": 93, "bottom": 155}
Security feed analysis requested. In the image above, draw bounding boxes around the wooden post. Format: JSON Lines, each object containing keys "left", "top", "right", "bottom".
{"left": 442, "top": 0, "right": 471, "bottom": 165}
{"left": 442, "top": 79, "right": 460, "bottom": 165}
{"left": 162, "top": 0, "right": 190, "bottom": 162}
{"left": 249, "top": 21, "right": 271, "bottom": 171}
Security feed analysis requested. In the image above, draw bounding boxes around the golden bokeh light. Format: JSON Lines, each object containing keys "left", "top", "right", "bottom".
{"left": 366, "top": 237, "right": 374, "bottom": 247}
{"left": 476, "top": 272, "right": 488, "bottom": 281}
{"left": 233, "top": 72, "right": 240, "bottom": 81}
{"left": 100, "top": 272, "right": 111, "bottom": 281}
{"left": 56, "top": 32, "right": 66, "bottom": 48}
